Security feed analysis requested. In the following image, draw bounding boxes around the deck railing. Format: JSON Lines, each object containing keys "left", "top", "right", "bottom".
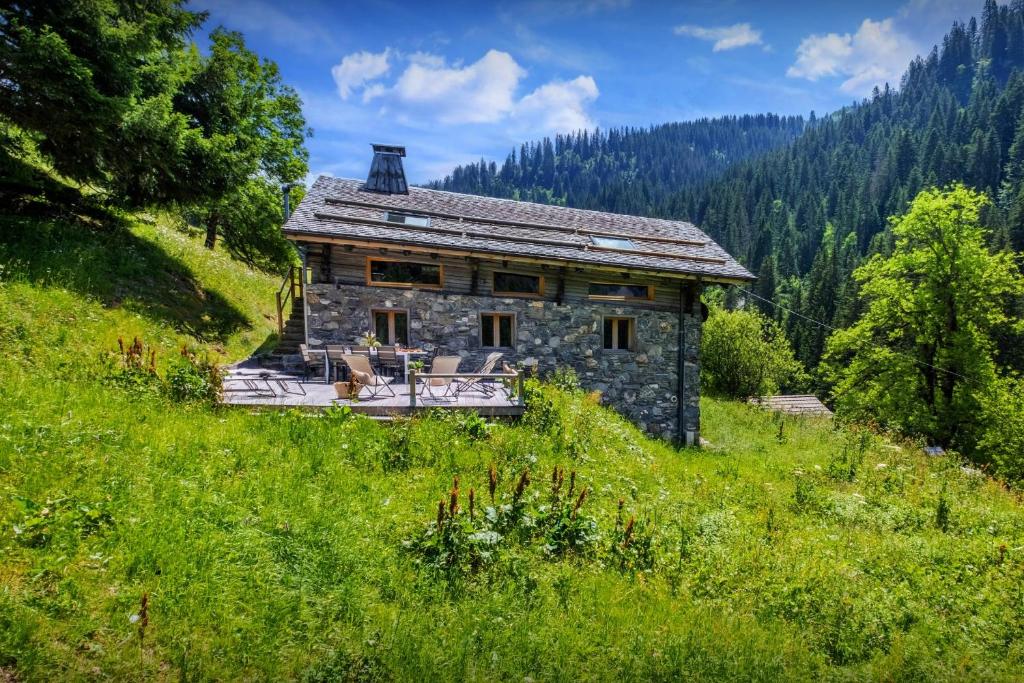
{"left": 275, "top": 265, "right": 301, "bottom": 336}
{"left": 407, "top": 369, "right": 525, "bottom": 409}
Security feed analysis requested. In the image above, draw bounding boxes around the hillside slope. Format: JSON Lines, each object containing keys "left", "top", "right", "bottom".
{"left": 1, "top": 215, "right": 1023, "bottom": 680}
{"left": 431, "top": 4, "right": 1024, "bottom": 374}
{"left": 427, "top": 115, "right": 805, "bottom": 213}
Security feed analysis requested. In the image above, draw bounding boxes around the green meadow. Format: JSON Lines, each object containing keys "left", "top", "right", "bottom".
{"left": 1, "top": 217, "right": 1023, "bottom": 681}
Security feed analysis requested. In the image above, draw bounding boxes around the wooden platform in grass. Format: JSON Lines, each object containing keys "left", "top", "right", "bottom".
{"left": 221, "top": 367, "right": 524, "bottom": 417}
{"left": 751, "top": 394, "right": 833, "bottom": 416}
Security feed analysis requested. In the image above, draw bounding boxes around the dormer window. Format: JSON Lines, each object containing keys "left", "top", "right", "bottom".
{"left": 384, "top": 211, "right": 431, "bottom": 228}
{"left": 590, "top": 235, "right": 636, "bottom": 250}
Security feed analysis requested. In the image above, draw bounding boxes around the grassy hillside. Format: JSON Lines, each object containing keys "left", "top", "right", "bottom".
{"left": 2, "top": 216, "right": 1024, "bottom": 681}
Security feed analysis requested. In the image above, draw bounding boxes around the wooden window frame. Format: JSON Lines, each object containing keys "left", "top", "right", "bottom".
{"left": 371, "top": 308, "right": 410, "bottom": 346}
{"left": 365, "top": 257, "right": 444, "bottom": 289}
{"left": 492, "top": 271, "right": 545, "bottom": 298}
{"left": 602, "top": 316, "right": 636, "bottom": 351}
{"left": 480, "top": 312, "right": 516, "bottom": 349}
{"left": 588, "top": 282, "right": 655, "bottom": 302}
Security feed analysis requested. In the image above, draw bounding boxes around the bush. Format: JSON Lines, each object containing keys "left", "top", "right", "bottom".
{"left": 978, "top": 375, "right": 1024, "bottom": 482}
{"left": 164, "top": 346, "right": 222, "bottom": 403}
{"left": 701, "top": 305, "right": 806, "bottom": 398}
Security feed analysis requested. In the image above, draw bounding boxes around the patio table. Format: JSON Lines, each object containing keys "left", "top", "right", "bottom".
{"left": 396, "top": 349, "right": 430, "bottom": 380}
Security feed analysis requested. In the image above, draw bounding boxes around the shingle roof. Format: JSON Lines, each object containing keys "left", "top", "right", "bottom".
{"left": 283, "top": 176, "right": 754, "bottom": 282}
{"left": 751, "top": 395, "right": 833, "bottom": 416}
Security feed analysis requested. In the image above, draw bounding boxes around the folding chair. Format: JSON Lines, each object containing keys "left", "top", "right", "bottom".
{"left": 452, "top": 352, "right": 504, "bottom": 398}
{"left": 421, "top": 355, "right": 462, "bottom": 401}
{"left": 342, "top": 354, "right": 395, "bottom": 399}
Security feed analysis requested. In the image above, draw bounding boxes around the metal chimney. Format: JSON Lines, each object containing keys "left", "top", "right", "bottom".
{"left": 281, "top": 182, "right": 302, "bottom": 220}
{"left": 365, "top": 144, "right": 408, "bottom": 194}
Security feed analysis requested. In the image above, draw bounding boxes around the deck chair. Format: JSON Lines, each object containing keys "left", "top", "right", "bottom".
{"left": 300, "top": 344, "right": 327, "bottom": 383}
{"left": 342, "top": 354, "right": 395, "bottom": 399}
{"left": 421, "top": 355, "right": 462, "bottom": 401}
{"left": 453, "top": 352, "right": 503, "bottom": 398}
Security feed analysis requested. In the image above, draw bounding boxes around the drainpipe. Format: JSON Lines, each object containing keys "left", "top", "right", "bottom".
{"left": 298, "top": 244, "right": 309, "bottom": 349}
{"left": 677, "top": 284, "right": 688, "bottom": 448}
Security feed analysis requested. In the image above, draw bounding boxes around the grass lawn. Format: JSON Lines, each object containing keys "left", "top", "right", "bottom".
{"left": 1, "top": 216, "right": 1023, "bottom": 681}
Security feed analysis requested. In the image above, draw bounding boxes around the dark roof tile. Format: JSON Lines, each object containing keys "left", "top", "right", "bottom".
{"left": 283, "top": 176, "right": 754, "bottom": 282}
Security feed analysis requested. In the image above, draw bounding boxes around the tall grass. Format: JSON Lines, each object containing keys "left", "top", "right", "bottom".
{"left": 1, "top": 216, "right": 1023, "bottom": 680}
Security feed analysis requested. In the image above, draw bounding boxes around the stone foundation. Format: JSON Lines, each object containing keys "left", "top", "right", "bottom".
{"left": 304, "top": 284, "right": 701, "bottom": 443}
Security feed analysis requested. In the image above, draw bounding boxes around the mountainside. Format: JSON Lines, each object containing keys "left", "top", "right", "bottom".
{"left": 427, "top": 114, "right": 805, "bottom": 212}
{"left": 432, "top": 0, "right": 1024, "bottom": 375}
{"left": 3, "top": 214, "right": 1024, "bottom": 679}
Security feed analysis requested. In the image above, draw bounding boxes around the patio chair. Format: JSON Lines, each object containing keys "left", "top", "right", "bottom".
{"left": 420, "top": 355, "right": 462, "bottom": 401}
{"left": 300, "top": 344, "right": 327, "bottom": 383}
{"left": 326, "top": 345, "right": 347, "bottom": 382}
{"left": 452, "top": 352, "right": 504, "bottom": 398}
{"left": 342, "top": 354, "right": 395, "bottom": 399}
{"left": 376, "top": 345, "right": 402, "bottom": 378}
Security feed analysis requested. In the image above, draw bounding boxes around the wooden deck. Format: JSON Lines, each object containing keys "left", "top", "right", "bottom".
{"left": 221, "top": 366, "right": 524, "bottom": 417}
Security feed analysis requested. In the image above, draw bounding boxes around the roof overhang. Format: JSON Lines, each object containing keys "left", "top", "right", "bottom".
{"left": 287, "top": 231, "right": 755, "bottom": 285}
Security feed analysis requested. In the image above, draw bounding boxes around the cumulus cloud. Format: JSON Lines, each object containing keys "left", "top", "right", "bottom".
{"left": 787, "top": 18, "right": 919, "bottom": 95}
{"left": 380, "top": 50, "right": 526, "bottom": 124}
{"left": 330, "top": 48, "right": 598, "bottom": 133}
{"left": 674, "top": 23, "right": 763, "bottom": 51}
{"left": 515, "top": 76, "right": 599, "bottom": 131}
{"left": 331, "top": 49, "right": 392, "bottom": 100}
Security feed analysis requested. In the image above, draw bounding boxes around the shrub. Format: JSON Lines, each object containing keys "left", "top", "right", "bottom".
{"left": 977, "top": 375, "right": 1024, "bottom": 483}
{"left": 106, "top": 336, "right": 161, "bottom": 393}
{"left": 548, "top": 365, "right": 582, "bottom": 393}
{"left": 701, "top": 305, "right": 806, "bottom": 398}
{"left": 164, "top": 345, "right": 222, "bottom": 403}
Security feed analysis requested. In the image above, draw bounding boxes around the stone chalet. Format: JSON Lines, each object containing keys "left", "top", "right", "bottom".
{"left": 280, "top": 144, "right": 753, "bottom": 445}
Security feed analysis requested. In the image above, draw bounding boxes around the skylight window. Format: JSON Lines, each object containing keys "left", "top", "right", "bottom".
{"left": 384, "top": 211, "right": 431, "bottom": 228}
{"left": 590, "top": 235, "right": 636, "bottom": 250}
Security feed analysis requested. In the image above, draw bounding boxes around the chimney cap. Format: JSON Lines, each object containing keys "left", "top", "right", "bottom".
{"left": 371, "top": 143, "right": 406, "bottom": 157}
{"left": 366, "top": 143, "right": 409, "bottom": 194}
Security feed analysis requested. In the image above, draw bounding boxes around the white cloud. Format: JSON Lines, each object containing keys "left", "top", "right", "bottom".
{"left": 380, "top": 50, "right": 526, "bottom": 124}
{"left": 674, "top": 23, "right": 763, "bottom": 52}
{"left": 331, "top": 48, "right": 599, "bottom": 134}
{"left": 331, "top": 49, "right": 392, "bottom": 100}
{"left": 515, "top": 76, "right": 599, "bottom": 131}
{"left": 787, "top": 18, "right": 917, "bottom": 95}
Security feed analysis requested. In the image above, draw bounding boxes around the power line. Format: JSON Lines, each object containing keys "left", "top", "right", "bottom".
{"left": 738, "top": 287, "right": 978, "bottom": 386}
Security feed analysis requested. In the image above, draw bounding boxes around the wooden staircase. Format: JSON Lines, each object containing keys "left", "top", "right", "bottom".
{"left": 274, "top": 266, "right": 304, "bottom": 355}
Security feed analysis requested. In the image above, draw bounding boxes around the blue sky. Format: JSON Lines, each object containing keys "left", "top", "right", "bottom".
{"left": 192, "top": 0, "right": 983, "bottom": 184}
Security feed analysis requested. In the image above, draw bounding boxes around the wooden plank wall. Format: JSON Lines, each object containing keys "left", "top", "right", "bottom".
{"left": 304, "top": 244, "right": 685, "bottom": 311}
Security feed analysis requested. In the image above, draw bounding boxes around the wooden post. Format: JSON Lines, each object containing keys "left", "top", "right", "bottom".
{"left": 409, "top": 369, "right": 417, "bottom": 409}
{"left": 518, "top": 370, "right": 525, "bottom": 406}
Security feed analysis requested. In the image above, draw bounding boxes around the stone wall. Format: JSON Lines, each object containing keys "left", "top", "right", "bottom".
{"left": 304, "top": 283, "right": 702, "bottom": 444}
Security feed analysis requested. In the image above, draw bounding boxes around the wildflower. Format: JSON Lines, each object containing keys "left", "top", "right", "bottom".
{"left": 623, "top": 515, "right": 636, "bottom": 548}
{"left": 571, "top": 487, "right": 588, "bottom": 519}
{"left": 469, "top": 488, "right": 475, "bottom": 520}
{"left": 436, "top": 499, "right": 446, "bottom": 529}
{"left": 137, "top": 592, "right": 149, "bottom": 644}
{"left": 568, "top": 470, "right": 577, "bottom": 499}
{"left": 513, "top": 468, "right": 530, "bottom": 504}
{"left": 449, "top": 485, "right": 459, "bottom": 517}
{"left": 488, "top": 462, "right": 497, "bottom": 502}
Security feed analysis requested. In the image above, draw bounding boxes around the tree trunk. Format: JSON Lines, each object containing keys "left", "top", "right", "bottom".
{"left": 204, "top": 215, "right": 218, "bottom": 250}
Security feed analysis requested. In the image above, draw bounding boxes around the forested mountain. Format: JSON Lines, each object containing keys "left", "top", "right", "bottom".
{"left": 427, "top": 114, "right": 805, "bottom": 210}
{"left": 431, "top": 0, "right": 1024, "bottom": 378}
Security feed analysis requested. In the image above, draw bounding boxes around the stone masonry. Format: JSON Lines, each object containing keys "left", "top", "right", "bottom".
{"left": 305, "top": 283, "right": 702, "bottom": 444}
